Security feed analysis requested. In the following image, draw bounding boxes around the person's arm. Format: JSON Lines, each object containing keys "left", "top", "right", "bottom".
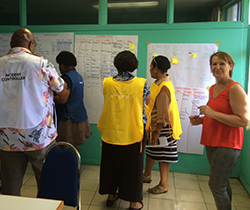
{"left": 41, "top": 59, "right": 70, "bottom": 104}
{"left": 199, "top": 83, "right": 249, "bottom": 127}
{"left": 54, "top": 82, "right": 70, "bottom": 104}
{"left": 152, "top": 86, "right": 170, "bottom": 141}
{"left": 54, "top": 75, "right": 71, "bottom": 104}
{"left": 189, "top": 115, "right": 204, "bottom": 125}
{"left": 146, "top": 94, "right": 151, "bottom": 105}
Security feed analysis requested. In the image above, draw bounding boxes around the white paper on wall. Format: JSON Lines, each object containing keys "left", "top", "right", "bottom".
{"left": 75, "top": 35, "right": 138, "bottom": 124}
{"left": 147, "top": 43, "right": 218, "bottom": 155}
{"left": 0, "top": 33, "right": 74, "bottom": 72}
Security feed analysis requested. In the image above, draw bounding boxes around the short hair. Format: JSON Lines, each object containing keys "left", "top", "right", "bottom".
{"left": 210, "top": 51, "right": 235, "bottom": 78}
{"left": 114, "top": 51, "right": 138, "bottom": 73}
{"left": 152, "top": 55, "right": 171, "bottom": 73}
{"left": 56, "top": 51, "right": 77, "bottom": 67}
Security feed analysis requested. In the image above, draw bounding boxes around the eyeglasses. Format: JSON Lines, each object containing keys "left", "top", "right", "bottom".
{"left": 152, "top": 56, "right": 157, "bottom": 68}
{"left": 29, "top": 40, "right": 37, "bottom": 47}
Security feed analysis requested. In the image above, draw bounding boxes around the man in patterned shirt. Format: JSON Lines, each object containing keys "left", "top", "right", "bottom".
{"left": 0, "top": 28, "right": 68, "bottom": 195}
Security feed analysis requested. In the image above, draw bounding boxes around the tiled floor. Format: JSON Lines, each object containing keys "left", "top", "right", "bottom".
{"left": 16, "top": 164, "right": 250, "bottom": 210}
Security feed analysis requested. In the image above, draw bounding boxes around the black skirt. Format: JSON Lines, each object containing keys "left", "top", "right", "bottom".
{"left": 99, "top": 129, "right": 146, "bottom": 202}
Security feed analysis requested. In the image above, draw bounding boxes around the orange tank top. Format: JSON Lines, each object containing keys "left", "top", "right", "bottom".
{"left": 200, "top": 82, "right": 243, "bottom": 149}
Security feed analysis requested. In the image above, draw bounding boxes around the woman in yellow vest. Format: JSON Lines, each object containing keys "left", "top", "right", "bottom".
{"left": 98, "top": 51, "right": 151, "bottom": 210}
{"left": 143, "top": 55, "right": 182, "bottom": 194}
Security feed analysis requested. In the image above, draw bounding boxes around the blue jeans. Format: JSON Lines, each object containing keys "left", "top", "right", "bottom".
{"left": 206, "top": 146, "right": 241, "bottom": 210}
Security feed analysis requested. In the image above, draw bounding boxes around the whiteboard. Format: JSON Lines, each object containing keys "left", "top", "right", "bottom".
{"left": 75, "top": 35, "right": 138, "bottom": 124}
{"left": 0, "top": 33, "right": 74, "bottom": 70}
{"left": 147, "top": 43, "right": 218, "bottom": 155}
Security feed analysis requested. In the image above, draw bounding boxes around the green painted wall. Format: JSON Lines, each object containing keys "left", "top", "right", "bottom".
{"left": 66, "top": 22, "right": 248, "bottom": 178}
{"left": 239, "top": 26, "right": 250, "bottom": 195}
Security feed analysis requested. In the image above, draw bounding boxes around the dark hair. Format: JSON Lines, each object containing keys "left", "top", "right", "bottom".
{"left": 152, "top": 55, "right": 171, "bottom": 73}
{"left": 56, "top": 51, "right": 77, "bottom": 67}
{"left": 114, "top": 50, "right": 138, "bottom": 73}
{"left": 210, "top": 51, "right": 235, "bottom": 78}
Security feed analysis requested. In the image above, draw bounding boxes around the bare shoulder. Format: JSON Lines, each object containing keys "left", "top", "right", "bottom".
{"left": 229, "top": 82, "right": 246, "bottom": 97}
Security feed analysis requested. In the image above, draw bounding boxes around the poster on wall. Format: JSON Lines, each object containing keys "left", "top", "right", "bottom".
{"left": 0, "top": 34, "right": 12, "bottom": 57}
{"left": 147, "top": 43, "right": 218, "bottom": 155}
{"left": 75, "top": 35, "right": 138, "bottom": 124}
{"left": 0, "top": 33, "right": 74, "bottom": 69}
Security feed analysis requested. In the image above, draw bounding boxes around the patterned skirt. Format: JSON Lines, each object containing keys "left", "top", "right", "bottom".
{"left": 145, "top": 124, "right": 178, "bottom": 163}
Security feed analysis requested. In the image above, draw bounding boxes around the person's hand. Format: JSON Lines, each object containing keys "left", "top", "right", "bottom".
{"left": 152, "top": 130, "right": 160, "bottom": 145}
{"left": 189, "top": 115, "right": 203, "bottom": 125}
{"left": 199, "top": 105, "right": 214, "bottom": 118}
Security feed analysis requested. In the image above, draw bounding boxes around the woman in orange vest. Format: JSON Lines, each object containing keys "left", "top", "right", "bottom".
{"left": 98, "top": 51, "right": 151, "bottom": 210}
{"left": 143, "top": 55, "right": 182, "bottom": 194}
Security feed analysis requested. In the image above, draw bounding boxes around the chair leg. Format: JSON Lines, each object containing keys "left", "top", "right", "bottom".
{"left": 77, "top": 188, "right": 81, "bottom": 210}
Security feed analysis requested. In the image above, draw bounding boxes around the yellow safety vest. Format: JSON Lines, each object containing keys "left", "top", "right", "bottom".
{"left": 98, "top": 76, "right": 146, "bottom": 145}
{"left": 146, "top": 81, "right": 182, "bottom": 140}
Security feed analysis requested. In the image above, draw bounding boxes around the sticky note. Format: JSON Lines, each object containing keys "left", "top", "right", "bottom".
{"left": 131, "top": 51, "right": 135, "bottom": 54}
{"left": 215, "top": 41, "right": 221, "bottom": 46}
{"left": 193, "top": 52, "right": 197, "bottom": 58}
{"left": 129, "top": 43, "right": 135, "bottom": 50}
{"left": 153, "top": 53, "right": 158, "bottom": 57}
{"left": 146, "top": 41, "right": 151, "bottom": 45}
{"left": 171, "top": 58, "right": 178, "bottom": 64}
{"left": 206, "top": 86, "right": 210, "bottom": 91}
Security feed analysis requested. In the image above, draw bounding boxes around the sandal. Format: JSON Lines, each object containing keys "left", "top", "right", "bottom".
{"left": 106, "top": 194, "right": 118, "bottom": 207}
{"left": 129, "top": 201, "right": 143, "bottom": 210}
{"left": 143, "top": 174, "right": 152, "bottom": 183}
{"left": 147, "top": 184, "right": 169, "bottom": 194}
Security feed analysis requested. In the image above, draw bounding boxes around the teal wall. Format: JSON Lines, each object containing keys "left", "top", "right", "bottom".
{"left": 65, "top": 22, "right": 248, "bottom": 178}
{"left": 239, "top": 26, "right": 250, "bottom": 195}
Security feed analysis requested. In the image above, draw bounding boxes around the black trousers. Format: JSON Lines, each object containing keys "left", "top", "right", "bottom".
{"left": 99, "top": 128, "right": 146, "bottom": 202}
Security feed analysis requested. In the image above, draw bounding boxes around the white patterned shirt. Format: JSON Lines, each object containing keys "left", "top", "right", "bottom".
{"left": 0, "top": 47, "right": 64, "bottom": 151}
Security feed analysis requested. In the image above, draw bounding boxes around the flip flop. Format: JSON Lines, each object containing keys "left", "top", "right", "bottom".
{"left": 143, "top": 174, "right": 152, "bottom": 183}
{"left": 147, "top": 184, "right": 169, "bottom": 194}
{"left": 129, "top": 201, "right": 143, "bottom": 210}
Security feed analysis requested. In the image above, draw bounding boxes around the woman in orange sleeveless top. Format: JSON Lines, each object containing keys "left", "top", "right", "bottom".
{"left": 189, "top": 51, "right": 249, "bottom": 210}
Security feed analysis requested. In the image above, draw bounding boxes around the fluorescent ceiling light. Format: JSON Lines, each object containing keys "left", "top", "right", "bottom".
{"left": 93, "top": 1, "right": 159, "bottom": 9}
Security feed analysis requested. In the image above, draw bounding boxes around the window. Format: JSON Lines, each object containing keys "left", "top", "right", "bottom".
{"left": 0, "top": 0, "right": 19, "bottom": 25}
{"left": 227, "top": 1, "right": 241, "bottom": 21}
{"left": 27, "top": 0, "right": 98, "bottom": 25}
{"left": 174, "top": 0, "right": 242, "bottom": 23}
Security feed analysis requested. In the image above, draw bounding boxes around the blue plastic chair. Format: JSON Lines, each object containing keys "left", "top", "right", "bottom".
{"left": 37, "top": 142, "right": 81, "bottom": 210}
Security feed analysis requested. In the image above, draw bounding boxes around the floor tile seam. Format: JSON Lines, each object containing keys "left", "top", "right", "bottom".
{"left": 88, "top": 185, "right": 99, "bottom": 207}
{"left": 199, "top": 183, "right": 209, "bottom": 208}
{"left": 174, "top": 187, "right": 201, "bottom": 191}
{"left": 175, "top": 188, "right": 203, "bottom": 193}
{"left": 148, "top": 196, "right": 176, "bottom": 201}
{"left": 198, "top": 178, "right": 206, "bottom": 192}
{"left": 175, "top": 199, "right": 206, "bottom": 204}
{"left": 204, "top": 202, "right": 213, "bottom": 210}
{"left": 22, "top": 175, "right": 35, "bottom": 186}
